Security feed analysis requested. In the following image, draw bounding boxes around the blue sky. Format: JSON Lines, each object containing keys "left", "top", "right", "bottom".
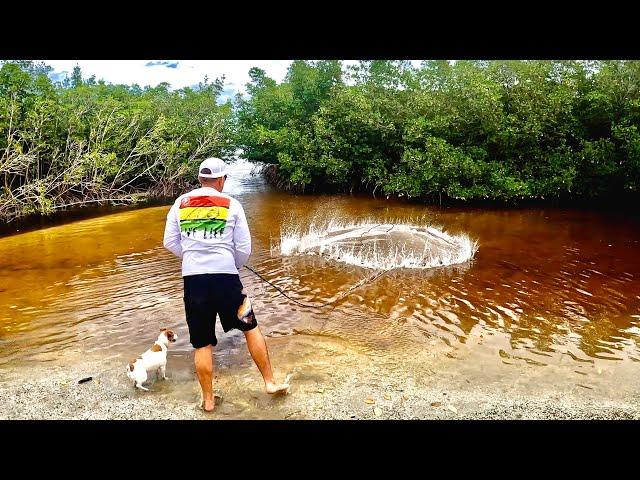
{"left": 40, "top": 60, "right": 423, "bottom": 103}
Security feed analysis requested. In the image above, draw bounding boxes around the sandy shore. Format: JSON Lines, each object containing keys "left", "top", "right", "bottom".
{"left": 1, "top": 333, "right": 639, "bottom": 420}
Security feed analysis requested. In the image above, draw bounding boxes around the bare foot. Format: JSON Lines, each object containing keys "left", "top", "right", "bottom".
{"left": 265, "top": 381, "right": 290, "bottom": 395}
{"left": 201, "top": 398, "right": 215, "bottom": 412}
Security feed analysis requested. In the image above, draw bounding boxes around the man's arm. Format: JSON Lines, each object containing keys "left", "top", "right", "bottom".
{"left": 233, "top": 202, "right": 251, "bottom": 269}
{"left": 163, "top": 202, "right": 183, "bottom": 259}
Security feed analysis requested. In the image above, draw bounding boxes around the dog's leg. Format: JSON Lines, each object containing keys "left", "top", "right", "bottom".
{"left": 159, "top": 365, "right": 167, "bottom": 380}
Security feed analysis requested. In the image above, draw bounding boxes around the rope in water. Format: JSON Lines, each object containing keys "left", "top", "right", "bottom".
{"left": 243, "top": 223, "right": 441, "bottom": 309}
{"left": 243, "top": 264, "right": 391, "bottom": 309}
{"left": 244, "top": 223, "right": 465, "bottom": 309}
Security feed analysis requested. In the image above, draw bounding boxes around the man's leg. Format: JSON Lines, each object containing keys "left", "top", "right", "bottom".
{"left": 194, "top": 345, "right": 215, "bottom": 411}
{"left": 243, "top": 326, "right": 289, "bottom": 394}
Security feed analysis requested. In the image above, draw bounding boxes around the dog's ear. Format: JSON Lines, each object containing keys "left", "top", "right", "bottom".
{"left": 160, "top": 327, "right": 166, "bottom": 332}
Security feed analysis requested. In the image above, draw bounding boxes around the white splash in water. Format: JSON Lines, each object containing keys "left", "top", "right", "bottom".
{"left": 278, "top": 219, "right": 478, "bottom": 270}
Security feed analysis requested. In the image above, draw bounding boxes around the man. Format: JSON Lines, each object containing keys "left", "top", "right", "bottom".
{"left": 163, "top": 157, "right": 289, "bottom": 413}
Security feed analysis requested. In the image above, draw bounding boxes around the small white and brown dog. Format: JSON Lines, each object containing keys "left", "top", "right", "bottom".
{"left": 126, "top": 328, "right": 177, "bottom": 391}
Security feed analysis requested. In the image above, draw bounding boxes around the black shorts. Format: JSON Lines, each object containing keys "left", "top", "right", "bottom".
{"left": 183, "top": 273, "right": 258, "bottom": 348}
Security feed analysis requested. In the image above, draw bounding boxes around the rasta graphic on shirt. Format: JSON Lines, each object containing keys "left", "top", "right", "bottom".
{"left": 179, "top": 195, "right": 231, "bottom": 239}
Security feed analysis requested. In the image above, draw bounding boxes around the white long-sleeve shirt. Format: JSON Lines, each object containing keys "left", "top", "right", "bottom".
{"left": 163, "top": 187, "right": 251, "bottom": 276}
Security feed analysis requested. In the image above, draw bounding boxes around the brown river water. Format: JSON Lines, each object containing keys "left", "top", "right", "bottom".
{"left": 1, "top": 160, "right": 639, "bottom": 417}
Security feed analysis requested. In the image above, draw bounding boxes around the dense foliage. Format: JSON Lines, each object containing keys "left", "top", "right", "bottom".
{"left": 236, "top": 60, "right": 640, "bottom": 204}
{"left": 0, "top": 60, "right": 233, "bottom": 220}
{"left": 2, "top": 59, "right": 639, "bottom": 222}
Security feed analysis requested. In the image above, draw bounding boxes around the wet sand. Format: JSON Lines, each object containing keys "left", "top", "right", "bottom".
{"left": 2, "top": 332, "right": 638, "bottom": 420}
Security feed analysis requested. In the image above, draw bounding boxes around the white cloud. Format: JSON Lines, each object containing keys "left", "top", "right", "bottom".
{"left": 40, "top": 60, "right": 292, "bottom": 95}
{"left": 39, "top": 60, "right": 425, "bottom": 99}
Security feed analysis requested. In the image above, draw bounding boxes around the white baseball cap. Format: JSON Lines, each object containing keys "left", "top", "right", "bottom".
{"left": 198, "top": 157, "right": 228, "bottom": 178}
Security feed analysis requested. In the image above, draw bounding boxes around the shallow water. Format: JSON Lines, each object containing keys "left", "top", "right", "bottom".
{"left": 1, "top": 160, "right": 640, "bottom": 399}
